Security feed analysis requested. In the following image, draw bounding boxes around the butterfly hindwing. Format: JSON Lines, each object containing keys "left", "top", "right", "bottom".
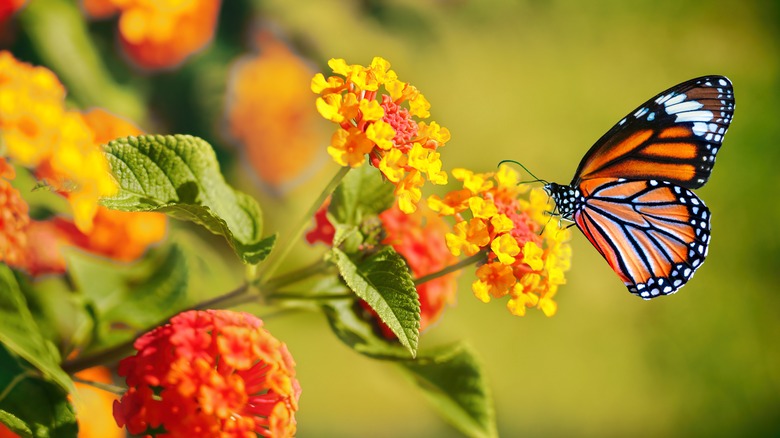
{"left": 572, "top": 178, "right": 710, "bottom": 299}
{"left": 572, "top": 76, "right": 734, "bottom": 189}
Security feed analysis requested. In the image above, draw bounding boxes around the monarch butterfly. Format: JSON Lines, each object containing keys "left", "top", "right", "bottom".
{"left": 542, "top": 76, "right": 735, "bottom": 299}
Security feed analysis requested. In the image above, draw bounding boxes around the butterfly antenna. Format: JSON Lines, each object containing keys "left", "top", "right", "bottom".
{"left": 497, "top": 159, "right": 548, "bottom": 185}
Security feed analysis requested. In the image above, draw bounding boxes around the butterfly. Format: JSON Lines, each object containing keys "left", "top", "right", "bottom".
{"left": 542, "top": 76, "right": 734, "bottom": 299}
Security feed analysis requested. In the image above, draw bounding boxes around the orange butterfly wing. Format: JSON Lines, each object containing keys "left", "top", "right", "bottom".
{"left": 573, "top": 178, "right": 710, "bottom": 299}
{"left": 572, "top": 76, "right": 734, "bottom": 189}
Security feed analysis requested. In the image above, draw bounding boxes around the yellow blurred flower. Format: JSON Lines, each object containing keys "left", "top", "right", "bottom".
{"left": 0, "top": 51, "right": 117, "bottom": 233}
{"left": 72, "top": 367, "right": 123, "bottom": 438}
{"left": 312, "top": 57, "right": 451, "bottom": 213}
{"left": 0, "top": 55, "right": 165, "bottom": 274}
{"left": 436, "top": 165, "right": 573, "bottom": 317}
{"left": 225, "top": 34, "right": 327, "bottom": 192}
{"left": 82, "top": 0, "right": 221, "bottom": 69}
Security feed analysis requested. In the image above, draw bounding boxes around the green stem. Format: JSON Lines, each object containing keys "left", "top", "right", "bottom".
{"left": 264, "top": 258, "right": 333, "bottom": 290}
{"left": 413, "top": 251, "right": 487, "bottom": 286}
{"left": 72, "top": 377, "right": 126, "bottom": 396}
{"left": 266, "top": 292, "right": 353, "bottom": 302}
{"left": 259, "top": 166, "right": 351, "bottom": 282}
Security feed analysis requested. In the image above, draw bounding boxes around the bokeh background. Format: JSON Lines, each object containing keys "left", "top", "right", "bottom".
{"left": 3, "top": 0, "right": 779, "bottom": 436}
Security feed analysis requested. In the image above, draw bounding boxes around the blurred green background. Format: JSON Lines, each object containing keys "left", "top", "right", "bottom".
{"left": 6, "top": 0, "right": 780, "bottom": 436}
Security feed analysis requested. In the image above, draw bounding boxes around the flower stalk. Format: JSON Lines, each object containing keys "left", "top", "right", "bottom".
{"left": 414, "top": 251, "right": 486, "bottom": 286}
{"left": 259, "top": 165, "right": 351, "bottom": 282}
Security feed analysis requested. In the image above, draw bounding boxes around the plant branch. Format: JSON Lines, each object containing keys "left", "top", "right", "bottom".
{"left": 266, "top": 292, "right": 353, "bottom": 302}
{"left": 61, "top": 282, "right": 252, "bottom": 374}
{"left": 263, "top": 258, "right": 333, "bottom": 290}
{"left": 413, "top": 251, "right": 487, "bottom": 286}
{"left": 72, "top": 376, "right": 126, "bottom": 395}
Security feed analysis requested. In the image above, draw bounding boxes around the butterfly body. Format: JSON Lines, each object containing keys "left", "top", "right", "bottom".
{"left": 544, "top": 76, "right": 734, "bottom": 299}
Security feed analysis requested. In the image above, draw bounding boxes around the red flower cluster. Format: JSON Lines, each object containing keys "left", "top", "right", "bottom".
{"left": 379, "top": 204, "right": 459, "bottom": 333}
{"left": 306, "top": 201, "right": 459, "bottom": 337}
{"left": 114, "top": 310, "right": 300, "bottom": 437}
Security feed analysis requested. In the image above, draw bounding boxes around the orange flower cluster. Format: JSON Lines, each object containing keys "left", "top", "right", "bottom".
{"left": 225, "top": 34, "right": 326, "bottom": 192}
{"left": 0, "top": 53, "right": 166, "bottom": 273}
{"left": 0, "top": 158, "right": 29, "bottom": 267}
{"left": 430, "top": 166, "right": 572, "bottom": 316}
{"left": 82, "top": 0, "right": 221, "bottom": 69}
{"left": 312, "top": 57, "right": 450, "bottom": 213}
{"left": 24, "top": 208, "right": 167, "bottom": 275}
{"left": 114, "top": 310, "right": 300, "bottom": 437}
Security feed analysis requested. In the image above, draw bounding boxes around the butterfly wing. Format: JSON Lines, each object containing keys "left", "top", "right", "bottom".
{"left": 573, "top": 178, "right": 710, "bottom": 299}
{"left": 571, "top": 76, "right": 734, "bottom": 189}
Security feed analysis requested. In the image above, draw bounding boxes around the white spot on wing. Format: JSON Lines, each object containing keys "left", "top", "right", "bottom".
{"left": 664, "top": 94, "right": 686, "bottom": 106}
{"left": 677, "top": 110, "right": 714, "bottom": 124}
{"left": 665, "top": 100, "right": 703, "bottom": 115}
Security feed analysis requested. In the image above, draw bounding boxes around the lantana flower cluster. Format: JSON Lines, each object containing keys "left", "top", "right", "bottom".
{"left": 0, "top": 51, "right": 117, "bottom": 231}
{"left": 225, "top": 33, "right": 325, "bottom": 192}
{"left": 0, "top": 52, "right": 166, "bottom": 274}
{"left": 82, "top": 0, "right": 221, "bottom": 69}
{"left": 429, "top": 166, "right": 572, "bottom": 316}
{"left": 114, "top": 310, "right": 301, "bottom": 437}
{"left": 312, "top": 57, "right": 450, "bottom": 213}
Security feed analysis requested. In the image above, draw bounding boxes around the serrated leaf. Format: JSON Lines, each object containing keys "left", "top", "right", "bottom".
{"left": 329, "top": 164, "right": 394, "bottom": 226}
{"left": 0, "top": 346, "right": 78, "bottom": 438}
{"left": 332, "top": 247, "right": 420, "bottom": 356}
{"left": 0, "top": 265, "right": 74, "bottom": 394}
{"left": 322, "top": 299, "right": 413, "bottom": 360}
{"left": 102, "top": 134, "right": 276, "bottom": 264}
{"left": 399, "top": 343, "right": 497, "bottom": 438}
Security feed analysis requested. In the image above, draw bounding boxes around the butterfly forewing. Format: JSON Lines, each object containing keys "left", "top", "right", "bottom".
{"left": 573, "top": 178, "right": 710, "bottom": 299}
{"left": 572, "top": 76, "right": 734, "bottom": 189}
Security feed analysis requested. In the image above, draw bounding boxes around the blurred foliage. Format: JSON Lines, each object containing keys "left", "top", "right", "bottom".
{"left": 3, "top": 0, "right": 779, "bottom": 436}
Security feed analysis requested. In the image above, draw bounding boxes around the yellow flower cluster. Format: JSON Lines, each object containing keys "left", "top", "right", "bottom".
{"left": 0, "top": 51, "right": 118, "bottom": 232}
{"left": 429, "top": 166, "right": 572, "bottom": 316}
{"left": 312, "top": 57, "right": 450, "bottom": 213}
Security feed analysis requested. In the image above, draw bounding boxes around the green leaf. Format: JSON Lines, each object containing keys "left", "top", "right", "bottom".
{"left": 329, "top": 164, "right": 394, "bottom": 226}
{"left": 399, "top": 343, "right": 497, "bottom": 438}
{"left": 0, "top": 265, "right": 74, "bottom": 394}
{"left": 322, "top": 299, "right": 413, "bottom": 360}
{"left": 0, "top": 345, "right": 78, "bottom": 438}
{"left": 332, "top": 223, "right": 363, "bottom": 254}
{"left": 102, "top": 134, "right": 276, "bottom": 264}
{"left": 102, "top": 244, "right": 188, "bottom": 327}
{"left": 65, "top": 245, "right": 189, "bottom": 351}
{"left": 332, "top": 247, "right": 420, "bottom": 356}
